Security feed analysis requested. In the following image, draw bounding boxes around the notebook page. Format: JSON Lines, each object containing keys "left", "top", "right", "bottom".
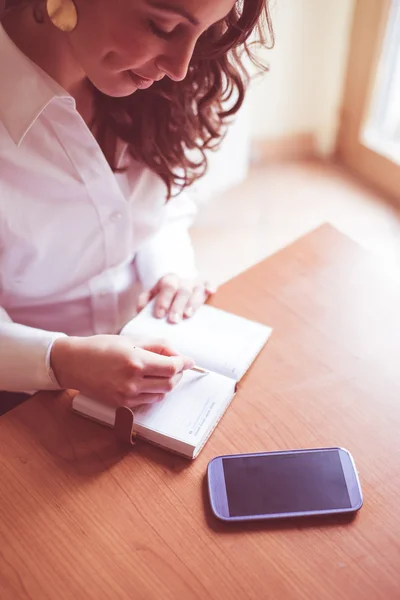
{"left": 134, "top": 370, "right": 236, "bottom": 449}
{"left": 122, "top": 302, "right": 272, "bottom": 381}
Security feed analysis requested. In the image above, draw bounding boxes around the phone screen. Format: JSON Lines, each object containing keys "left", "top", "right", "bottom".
{"left": 222, "top": 449, "right": 351, "bottom": 517}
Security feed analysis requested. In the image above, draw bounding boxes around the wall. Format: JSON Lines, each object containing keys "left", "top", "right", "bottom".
{"left": 190, "top": 0, "right": 356, "bottom": 204}
{"left": 248, "top": 0, "right": 356, "bottom": 155}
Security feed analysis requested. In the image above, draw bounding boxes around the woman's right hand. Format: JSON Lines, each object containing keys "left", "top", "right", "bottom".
{"left": 50, "top": 335, "right": 194, "bottom": 408}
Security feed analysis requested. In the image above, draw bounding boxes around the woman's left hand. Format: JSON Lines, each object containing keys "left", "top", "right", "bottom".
{"left": 137, "top": 274, "right": 216, "bottom": 324}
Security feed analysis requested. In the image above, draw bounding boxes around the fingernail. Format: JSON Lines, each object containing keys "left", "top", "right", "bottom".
{"left": 156, "top": 308, "right": 166, "bottom": 318}
{"left": 180, "top": 356, "right": 195, "bottom": 370}
{"left": 185, "top": 307, "right": 194, "bottom": 318}
{"left": 205, "top": 284, "right": 217, "bottom": 295}
{"left": 170, "top": 313, "right": 181, "bottom": 323}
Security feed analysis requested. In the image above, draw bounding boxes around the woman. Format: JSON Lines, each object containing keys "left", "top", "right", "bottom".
{"left": 0, "top": 0, "right": 271, "bottom": 408}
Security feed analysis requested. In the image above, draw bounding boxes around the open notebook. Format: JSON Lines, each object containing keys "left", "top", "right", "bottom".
{"left": 73, "top": 303, "right": 272, "bottom": 458}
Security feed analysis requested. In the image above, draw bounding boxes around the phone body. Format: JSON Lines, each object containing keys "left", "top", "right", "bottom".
{"left": 208, "top": 447, "right": 363, "bottom": 522}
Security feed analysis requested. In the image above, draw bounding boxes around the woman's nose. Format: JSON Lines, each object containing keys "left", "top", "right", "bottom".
{"left": 157, "top": 42, "right": 195, "bottom": 82}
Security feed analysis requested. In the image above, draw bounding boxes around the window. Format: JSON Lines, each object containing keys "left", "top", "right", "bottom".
{"left": 364, "top": 0, "right": 400, "bottom": 164}
{"left": 337, "top": 0, "right": 400, "bottom": 204}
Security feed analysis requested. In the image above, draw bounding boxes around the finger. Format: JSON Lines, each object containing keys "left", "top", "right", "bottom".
{"left": 124, "top": 393, "right": 166, "bottom": 409}
{"left": 139, "top": 342, "right": 195, "bottom": 370}
{"left": 153, "top": 274, "right": 180, "bottom": 319}
{"left": 139, "top": 372, "right": 183, "bottom": 394}
{"left": 183, "top": 284, "right": 208, "bottom": 319}
{"left": 136, "top": 291, "right": 152, "bottom": 312}
{"left": 142, "top": 340, "right": 180, "bottom": 357}
{"left": 141, "top": 349, "right": 194, "bottom": 377}
{"left": 168, "top": 287, "right": 193, "bottom": 324}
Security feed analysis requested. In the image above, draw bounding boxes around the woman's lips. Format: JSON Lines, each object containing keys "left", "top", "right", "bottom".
{"left": 129, "top": 71, "right": 155, "bottom": 89}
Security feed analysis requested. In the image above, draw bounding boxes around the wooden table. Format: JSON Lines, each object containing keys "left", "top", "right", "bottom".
{"left": 1, "top": 224, "right": 400, "bottom": 600}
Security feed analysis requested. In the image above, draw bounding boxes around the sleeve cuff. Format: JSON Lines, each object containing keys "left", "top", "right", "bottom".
{"left": 45, "top": 335, "right": 67, "bottom": 387}
{"left": 0, "top": 322, "right": 68, "bottom": 392}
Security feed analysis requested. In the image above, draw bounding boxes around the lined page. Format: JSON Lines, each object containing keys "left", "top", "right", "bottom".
{"left": 122, "top": 302, "right": 272, "bottom": 381}
{"left": 134, "top": 370, "right": 235, "bottom": 447}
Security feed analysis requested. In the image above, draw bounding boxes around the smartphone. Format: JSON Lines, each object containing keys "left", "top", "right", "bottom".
{"left": 207, "top": 447, "right": 363, "bottom": 522}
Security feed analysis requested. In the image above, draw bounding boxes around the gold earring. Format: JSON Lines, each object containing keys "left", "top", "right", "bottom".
{"left": 46, "top": 0, "right": 78, "bottom": 33}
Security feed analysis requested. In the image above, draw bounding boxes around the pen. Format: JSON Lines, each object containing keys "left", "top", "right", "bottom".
{"left": 190, "top": 365, "right": 210, "bottom": 375}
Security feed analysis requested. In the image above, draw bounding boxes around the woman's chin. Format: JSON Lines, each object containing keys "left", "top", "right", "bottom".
{"left": 89, "top": 75, "right": 139, "bottom": 98}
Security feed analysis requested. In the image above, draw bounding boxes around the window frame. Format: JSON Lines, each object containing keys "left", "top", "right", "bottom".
{"left": 336, "top": 0, "right": 400, "bottom": 205}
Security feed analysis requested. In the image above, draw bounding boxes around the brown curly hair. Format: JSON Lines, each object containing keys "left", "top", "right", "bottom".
{"left": 5, "top": 0, "right": 273, "bottom": 197}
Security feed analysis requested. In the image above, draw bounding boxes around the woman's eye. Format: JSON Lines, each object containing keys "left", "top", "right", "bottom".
{"left": 149, "top": 21, "right": 175, "bottom": 39}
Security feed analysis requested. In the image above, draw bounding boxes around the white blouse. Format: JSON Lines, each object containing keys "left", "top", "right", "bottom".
{"left": 0, "top": 24, "right": 197, "bottom": 393}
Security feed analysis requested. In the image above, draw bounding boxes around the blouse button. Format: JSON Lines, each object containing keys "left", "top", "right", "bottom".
{"left": 110, "top": 212, "right": 122, "bottom": 223}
